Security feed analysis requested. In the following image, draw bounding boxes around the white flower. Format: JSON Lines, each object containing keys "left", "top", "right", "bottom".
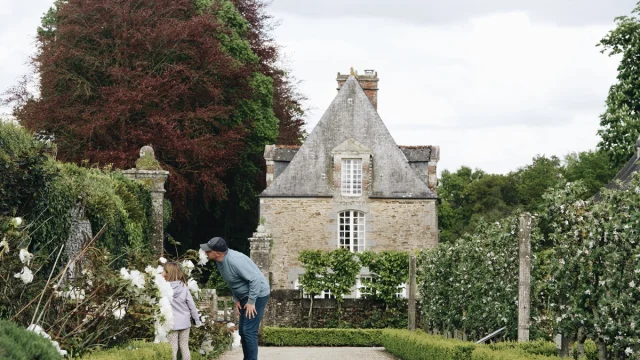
{"left": 19, "top": 248, "right": 33, "bottom": 265}
{"left": 625, "top": 347, "right": 634, "bottom": 356}
{"left": 14, "top": 266, "right": 34, "bottom": 284}
{"left": 159, "top": 257, "right": 167, "bottom": 264}
{"left": 585, "top": 289, "right": 591, "bottom": 295}
{"left": 198, "top": 249, "right": 208, "bottom": 266}
{"left": 120, "top": 267, "right": 131, "bottom": 280}
{"left": 156, "top": 265, "right": 164, "bottom": 275}
{"left": 630, "top": 281, "right": 636, "bottom": 288}
{"left": 129, "top": 270, "right": 146, "bottom": 289}
{"left": 113, "top": 306, "right": 127, "bottom": 319}
{"left": 152, "top": 273, "right": 174, "bottom": 343}
{"left": 0, "top": 239, "right": 9, "bottom": 253}
{"left": 182, "top": 260, "right": 195, "bottom": 275}
{"left": 13, "top": 217, "right": 23, "bottom": 227}
{"left": 188, "top": 278, "right": 200, "bottom": 299}
{"left": 145, "top": 265, "right": 155, "bottom": 274}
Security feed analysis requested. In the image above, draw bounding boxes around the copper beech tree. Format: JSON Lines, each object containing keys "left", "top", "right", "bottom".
{"left": 10, "top": 0, "right": 305, "bottom": 239}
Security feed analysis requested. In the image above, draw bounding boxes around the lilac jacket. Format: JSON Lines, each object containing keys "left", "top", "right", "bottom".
{"left": 169, "top": 281, "right": 202, "bottom": 330}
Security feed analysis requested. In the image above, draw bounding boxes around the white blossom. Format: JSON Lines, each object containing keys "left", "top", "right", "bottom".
{"left": 153, "top": 273, "right": 174, "bottom": 343}
{"left": 58, "top": 287, "right": 85, "bottom": 301}
{"left": 159, "top": 257, "right": 167, "bottom": 264}
{"left": 113, "top": 306, "right": 127, "bottom": 319}
{"left": 0, "top": 239, "right": 9, "bottom": 253}
{"left": 120, "top": 267, "right": 131, "bottom": 280}
{"left": 188, "top": 278, "right": 200, "bottom": 299}
{"left": 13, "top": 217, "right": 23, "bottom": 227}
{"left": 19, "top": 248, "right": 33, "bottom": 265}
{"left": 145, "top": 265, "right": 155, "bottom": 274}
{"left": 585, "top": 289, "right": 591, "bottom": 295}
{"left": 14, "top": 266, "right": 34, "bottom": 284}
{"left": 129, "top": 270, "right": 145, "bottom": 289}
{"left": 182, "top": 260, "right": 195, "bottom": 275}
{"left": 625, "top": 347, "right": 634, "bottom": 356}
{"left": 630, "top": 281, "right": 636, "bottom": 288}
{"left": 198, "top": 249, "right": 208, "bottom": 266}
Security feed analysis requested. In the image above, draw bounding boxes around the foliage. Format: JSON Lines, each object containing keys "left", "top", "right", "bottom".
{"left": 81, "top": 341, "right": 171, "bottom": 360}
{"left": 597, "top": 2, "right": 640, "bottom": 169}
{"left": 358, "top": 251, "right": 410, "bottom": 308}
{"left": 0, "top": 320, "right": 62, "bottom": 360}
{"left": 487, "top": 341, "right": 558, "bottom": 357}
{"left": 563, "top": 151, "right": 616, "bottom": 197}
{"left": 438, "top": 151, "right": 612, "bottom": 244}
{"left": 325, "top": 248, "right": 360, "bottom": 308}
{"left": 0, "top": 122, "right": 56, "bottom": 218}
{"left": 188, "top": 315, "right": 233, "bottom": 358}
{"left": 298, "top": 250, "right": 330, "bottom": 327}
{"left": 360, "top": 306, "right": 409, "bottom": 329}
{"left": 541, "top": 177, "right": 640, "bottom": 358}
{"left": 262, "top": 327, "right": 383, "bottom": 347}
{"left": 381, "top": 330, "right": 559, "bottom": 360}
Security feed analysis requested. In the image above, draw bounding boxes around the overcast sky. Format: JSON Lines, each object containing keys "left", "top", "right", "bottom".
{"left": 0, "top": 0, "right": 635, "bottom": 174}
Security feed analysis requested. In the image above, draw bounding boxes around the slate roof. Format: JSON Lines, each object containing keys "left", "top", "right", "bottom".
{"left": 260, "top": 76, "right": 436, "bottom": 199}
{"left": 273, "top": 145, "right": 436, "bottom": 163}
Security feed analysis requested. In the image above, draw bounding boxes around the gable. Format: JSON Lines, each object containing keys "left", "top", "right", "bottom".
{"left": 260, "top": 76, "right": 436, "bottom": 199}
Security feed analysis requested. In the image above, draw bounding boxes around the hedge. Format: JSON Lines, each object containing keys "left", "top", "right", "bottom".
{"left": 0, "top": 320, "right": 62, "bottom": 360}
{"left": 381, "top": 330, "right": 560, "bottom": 360}
{"left": 262, "top": 327, "right": 383, "bottom": 347}
{"left": 0, "top": 123, "right": 155, "bottom": 261}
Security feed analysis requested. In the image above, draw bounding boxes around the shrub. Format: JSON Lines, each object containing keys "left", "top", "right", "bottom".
{"left": 0, "top": 122, "right": 56, "bottom": 217}
{"left": 488, "top": 340, "right": 557, "bottom": 357}
{"left": 0, "top": 320, "right": 62, "bottom": 360}
{"left": 82, "top": 341, "right": 171, "bottom": 359}
{"left": 380, "top": 330, "right": 560, "bottom": 360}
{"left": 262, "top": 327, "right": 383, "bottom": 347}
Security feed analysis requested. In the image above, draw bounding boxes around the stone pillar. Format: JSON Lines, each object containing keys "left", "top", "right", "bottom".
{"left": 249, "top": 225, "right": 272, "bottom": 283}
{"left": 123, "top": 146, "right": 169, "bottom": 257}
{"left": 65, "top": 205, "right": 93, "bottom": 280}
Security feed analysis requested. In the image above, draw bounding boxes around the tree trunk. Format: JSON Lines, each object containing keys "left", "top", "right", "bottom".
{"left": 596, "top": 339, "right": 607, "bottom": 360}
{"left": 577, "top": 328, "right": 586, "bottom": 359}
{"left": 308, "top": 297, "right": 314, "bottom": 328}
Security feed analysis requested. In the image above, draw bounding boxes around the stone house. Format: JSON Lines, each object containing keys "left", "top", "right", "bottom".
{"left": 251, "top": 70, "right": 440, "bottom": 298}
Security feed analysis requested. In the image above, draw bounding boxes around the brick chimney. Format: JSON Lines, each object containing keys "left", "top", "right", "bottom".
{"left": 337, "top": 68, "right": 379, "bottom": 110}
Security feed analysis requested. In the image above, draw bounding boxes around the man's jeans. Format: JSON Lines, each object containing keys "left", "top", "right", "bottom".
{"left": 238, "top": 295, "right": 269, "bottom": 360}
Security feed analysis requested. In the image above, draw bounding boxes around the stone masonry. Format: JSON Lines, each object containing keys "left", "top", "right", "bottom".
{"left": 260, "top": 197, "right": 437, "bottom": 290}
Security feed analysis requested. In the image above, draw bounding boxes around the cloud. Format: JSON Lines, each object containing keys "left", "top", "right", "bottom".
{"left": 270, "top": 0, "right": 636, "bottom": 27}
{"left": 272, "top": 10, "right": 620, "bottom": 173}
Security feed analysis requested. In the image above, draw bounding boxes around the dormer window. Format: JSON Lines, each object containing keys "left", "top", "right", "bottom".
{"left": 341, "top": 159, "right": 362, "bottom": 196}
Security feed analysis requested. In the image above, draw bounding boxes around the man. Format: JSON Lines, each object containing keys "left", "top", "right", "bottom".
{"left": 200, "top": 237, "right": 270, "bottom": 360}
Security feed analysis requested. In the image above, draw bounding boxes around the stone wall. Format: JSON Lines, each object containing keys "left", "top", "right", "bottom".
{"left": 259, "top": 197, "right": 438, "bottom": 290}
{"left": 263, "top": 290, "right": 421, "bottom": 328}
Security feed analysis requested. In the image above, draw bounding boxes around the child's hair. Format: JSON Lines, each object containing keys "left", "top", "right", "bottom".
{"left": 163, "top": 262, "right": 187, "bottom": 284}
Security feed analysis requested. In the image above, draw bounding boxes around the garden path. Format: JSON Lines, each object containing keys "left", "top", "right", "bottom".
{"left": 218, "top": 346, "right": 398, "bottom": 360}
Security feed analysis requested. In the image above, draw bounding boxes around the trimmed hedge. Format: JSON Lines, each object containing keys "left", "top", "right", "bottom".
{"left": 488, "top": 340, "right": 557, "bottom": 357}
{"left": 381, "top": 330, "right": 560, "bottom": 360}
{"left": 262, "top": 327, "right": 383, "bottom": 347}
{"left": 82, "top": 341, "right": 172, "bottom": 359}
{"left": 0, "top": 320, "right": 62, "bottom": 360}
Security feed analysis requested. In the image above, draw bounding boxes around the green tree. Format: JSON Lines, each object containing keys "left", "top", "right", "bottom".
{"left": 326, "top": 248, "right": 361, "bottom": 320}
{"left": 298, "top": 250, "right": 329, "bottom": 328}
{"left": 513, "top": 155, "right": 564, "bottom": 211}
{"left": 563, "top": 150, "right": 616, "bottom": 196}
{"left": 597, "top": 2, "right": 640, "bottom": 169}
{"left": 358, "top": 251, "right": 409, "bottom": 310}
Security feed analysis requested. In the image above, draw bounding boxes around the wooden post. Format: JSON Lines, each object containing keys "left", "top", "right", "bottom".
{"left": 408, "top": 254, "right": 417, "bottom": 331}
{"left": 518, "top": 212, "right": 532, "bottom": 342}
{"left": 212, "top": 290, "right": 218, "bottom": 322}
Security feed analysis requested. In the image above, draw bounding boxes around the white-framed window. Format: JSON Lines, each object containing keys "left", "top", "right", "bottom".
{"left": 339, "top": 211, "right": 365, "bottom": 253}
{"left": 294, "top": 277, "right": 335, "bottom": 299}
{"left": 355, "top": 275, "right": 373, "bottom": 298}
{"left": 341, "top": 159, "right": 363, "bottom": 196}
{"left": 396, "top": 283, "right": 407, "bottom": 299}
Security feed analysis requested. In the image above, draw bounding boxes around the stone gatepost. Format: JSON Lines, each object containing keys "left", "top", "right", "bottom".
{"left": 249, "top": 225, "right": 272, "bottom": 284}
{"left": 65, "top": 205, "right": 93, "bottom": 280}
{"left": 123, "top": 146, "right": 169, "bottom": 256}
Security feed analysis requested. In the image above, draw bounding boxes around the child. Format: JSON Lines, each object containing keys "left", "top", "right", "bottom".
{"left": 163, "top": 262, "right": 202, "bottom": 360}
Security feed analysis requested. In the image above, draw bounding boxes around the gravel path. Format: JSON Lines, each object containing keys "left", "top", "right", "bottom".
{"left": 218, "top": 346, "right": 398, "bottom": 360}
